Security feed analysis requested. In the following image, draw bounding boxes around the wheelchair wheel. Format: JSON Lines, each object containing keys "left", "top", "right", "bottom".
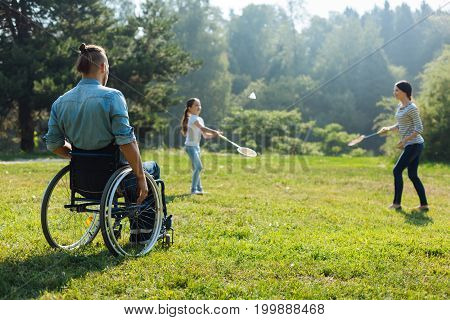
{"left": 41, "top": 165, "right": 101, "bottom": 250}
{"left": 100, "top": 166, "right": 163, "bottom": 257}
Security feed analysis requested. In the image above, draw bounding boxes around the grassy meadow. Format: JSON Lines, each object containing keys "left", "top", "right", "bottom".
{"left": 0, "top": 150, "right": 448, "bottom": 299}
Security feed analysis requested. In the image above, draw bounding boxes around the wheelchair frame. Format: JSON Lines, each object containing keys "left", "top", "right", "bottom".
{"left": 41, "top": 158, "right": 173, "bottom": 257}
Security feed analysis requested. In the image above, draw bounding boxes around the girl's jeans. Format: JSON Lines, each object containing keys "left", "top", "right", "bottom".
{"left": 185, "top": 145, "right": 203, "bottom": 192}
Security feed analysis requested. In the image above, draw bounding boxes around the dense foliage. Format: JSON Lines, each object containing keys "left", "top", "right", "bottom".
{"left": 1, "top": 0, "right": 448, "bottom": 160}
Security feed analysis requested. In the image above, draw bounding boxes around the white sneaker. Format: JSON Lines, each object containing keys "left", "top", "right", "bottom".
{"left": 412, "top": 205, "right": 429, "bottom": 212}
{"left": 388, "top": 204, "right": 402, "bottom": 210}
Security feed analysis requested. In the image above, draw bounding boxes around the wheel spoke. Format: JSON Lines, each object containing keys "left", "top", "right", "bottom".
{"left": 101, "top": 169, "right": 163, "bottom": 257}
{"left": 42, "top": 166, "right": 100, "bottom": 250}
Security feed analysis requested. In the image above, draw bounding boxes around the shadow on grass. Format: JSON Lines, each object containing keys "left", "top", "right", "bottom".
{"left": 0, "top": 250, "right": 123, "bottom": 299}
{"left": 166, "top": 193, "right": 191, "bottom": 204}
{"left": 398, "top": 209, "right": 433, "bottom": 226}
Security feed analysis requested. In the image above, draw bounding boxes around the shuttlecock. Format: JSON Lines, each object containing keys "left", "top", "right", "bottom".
{"left": 248, "top": 92, "right": 256, "bottom": 100}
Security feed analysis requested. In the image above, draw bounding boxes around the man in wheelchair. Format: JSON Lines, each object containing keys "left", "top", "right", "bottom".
{"left": 42, "top": 43, "right": 172, "bottom": 256}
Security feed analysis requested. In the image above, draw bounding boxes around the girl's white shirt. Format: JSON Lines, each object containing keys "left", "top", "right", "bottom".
{"left": 185, "top": 114, "right": 204, "bottom": 146}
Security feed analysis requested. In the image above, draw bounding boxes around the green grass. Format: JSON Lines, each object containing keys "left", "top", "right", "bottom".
{"left": 0, "top": 150, "right": 58, "bottom": 161}
{"left": 0, "top": 150, "right": 448, "bottom": 299}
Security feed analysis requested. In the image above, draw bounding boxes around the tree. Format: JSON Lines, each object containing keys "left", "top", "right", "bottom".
{"left": 106, "top": 0, "right": 196, "bottom": 132}
{"left": 369, "top": 2, "right": 450, "bottom": 78}
{"left": 286, "top": 0, "right": 307, "bottom": 76}
{"left": 418, "top": 45, "right": 450, "bottom": 161}
{"left": 312, "top": 15, "right": 395, "bottom": 135}
{"left": 170, "top": 0, "right": 232, "bottom": 125}
{"left": 409, "top": 7, "right": 450, "bottom": 77}
{"left": 0, "top": 0, "right": 116, "bottom": 152}
{"left": 228, "top": 5, "right": 292, "bottom": 83}
{"left": 383, "top": 3, "right": 416, "bottom": 76}
{"left": 234, "top": 75, "right": 321, "bottom": 122}
{"left": 1, "top": 0, "right": 54, "bottom": 151}
{"left": 0, "top": 0, "right": 196, "bottom": 151}
{"left": 300, "top": 16, "right": 332, "bottom": 75}
{"left": 376, "top": 1, "right": 395, "bottom": 43}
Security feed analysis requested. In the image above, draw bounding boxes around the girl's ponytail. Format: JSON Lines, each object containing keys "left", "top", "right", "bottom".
{"left": 181, "top": 98, "right": 197, "bottom": 136}
{"left": 181, "top": 108, "right": 190, "bottom": 136}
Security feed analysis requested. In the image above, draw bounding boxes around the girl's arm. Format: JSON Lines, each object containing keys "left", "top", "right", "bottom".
{"left": 193, "top": 120, "right": 221, "bottom": 139}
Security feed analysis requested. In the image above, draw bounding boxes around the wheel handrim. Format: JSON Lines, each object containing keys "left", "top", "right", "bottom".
{"left": 102, "top": 169, "right": 163, "bottom": 257}
{"left": 43, "top": 166, "right": 100, "bottom": 250}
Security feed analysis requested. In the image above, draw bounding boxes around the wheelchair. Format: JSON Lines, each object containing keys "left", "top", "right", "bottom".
{"left": 40, "top": 144, "right": 173, "bottom": 257}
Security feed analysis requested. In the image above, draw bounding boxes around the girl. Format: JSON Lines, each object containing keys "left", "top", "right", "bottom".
{"left": 378, "top": 80, "right": 428, "bottom": 211}
{"left": 181, "top": 98, "right": 221, "bottom": 195}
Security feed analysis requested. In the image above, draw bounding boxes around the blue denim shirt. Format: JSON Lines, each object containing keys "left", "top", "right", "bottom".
{"left": 45, "top": 78, "right": 136, "bottom": 151}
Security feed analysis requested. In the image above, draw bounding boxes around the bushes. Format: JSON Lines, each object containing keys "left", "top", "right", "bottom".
{"left": 312, "top": 123, "right": 355, "bottom": 156}
{"left": 270, "top": 136, "right": 324, "bottom": 155}
{"left": 204, "top": 108, "right": 364, "bottom": 156}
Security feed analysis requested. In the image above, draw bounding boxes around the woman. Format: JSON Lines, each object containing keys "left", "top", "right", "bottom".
{"left": 378, "top": 80, "right": 428, "bottom": 211}
{"left": 181, "top": 98, "right": 221, "bottom": 195}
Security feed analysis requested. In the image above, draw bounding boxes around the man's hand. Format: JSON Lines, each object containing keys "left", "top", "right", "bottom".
{"left": 136, "top": 175, "right": 149, "bottom": 204}
{"left": 52, "top": 141, "right": 72, "bottom": 159}
{"left": 119, "top": 141, "right": 148, "bottom": 204}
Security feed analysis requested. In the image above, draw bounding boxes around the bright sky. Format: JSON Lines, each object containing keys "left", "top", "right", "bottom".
{"left": 134, "top": 0, "right": 448, "bottom": 20}
{"left": 210, "top": 0, "right": 448, "bottom": 18}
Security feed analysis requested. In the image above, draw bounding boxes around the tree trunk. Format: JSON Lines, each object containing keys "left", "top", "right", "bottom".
{"left": 14, "top": 1, "right": 34, "bottom": 152}
{"left": 18, "top": 101, "right": 34, "bottom": 152}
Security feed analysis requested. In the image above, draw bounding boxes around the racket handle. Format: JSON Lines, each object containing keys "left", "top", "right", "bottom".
{"left": 364, "top": 132, "right": 379, "bottom": 139}
{"left": 218, "top": 134, "right": 240, "bottom": 148}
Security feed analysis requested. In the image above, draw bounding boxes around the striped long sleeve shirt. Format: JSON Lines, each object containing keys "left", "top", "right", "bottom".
{"left": 394, "top": 102, "right": 424, "bottom": 146}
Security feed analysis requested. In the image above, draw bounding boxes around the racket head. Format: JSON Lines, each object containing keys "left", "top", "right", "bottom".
{"left": 348, "top": 135, "right": 365, "bottom": 146}
{"left": 237, "top": 147, "right": 257, "bottom": 157}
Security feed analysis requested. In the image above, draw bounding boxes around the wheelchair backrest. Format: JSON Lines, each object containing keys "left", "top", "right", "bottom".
{"left": 70, "top": 143, "right": 121, "bottom": 200}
